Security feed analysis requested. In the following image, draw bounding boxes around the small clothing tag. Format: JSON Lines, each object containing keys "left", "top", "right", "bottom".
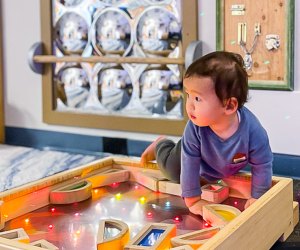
{"left": 232, "top": 153, "right": 247, "bottom": 163}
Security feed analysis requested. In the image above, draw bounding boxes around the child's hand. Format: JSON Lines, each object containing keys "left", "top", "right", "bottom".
{"left": 184, "top": 196, "right": 211, "bottom": 216}
{"left": 140, "top": 136, "right": 165, "bottom": 166}
{"left": 244, "top": 197, "right": 257, "bottom": 209}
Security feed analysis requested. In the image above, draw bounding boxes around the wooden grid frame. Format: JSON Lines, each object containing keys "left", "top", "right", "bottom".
{"left": 216, "top": 0, "right": 294, "bottom": 90}
{"left": 0, "top": 157, "right": 298, "bottom": 250}
{"left": 39, "top": 0, "right": 198, "bottom": 135}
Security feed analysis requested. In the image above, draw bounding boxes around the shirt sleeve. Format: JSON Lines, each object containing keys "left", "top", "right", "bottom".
{"left": 249, "top": 127, "right": 273, "bottom": 199}
{"left": 181, "top": 121, "right": 202, "bottom": 197}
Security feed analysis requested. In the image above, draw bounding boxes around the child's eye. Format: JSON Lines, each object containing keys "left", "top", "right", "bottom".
{"left": 195, "top": 96, "right": 201, "bottom": 102}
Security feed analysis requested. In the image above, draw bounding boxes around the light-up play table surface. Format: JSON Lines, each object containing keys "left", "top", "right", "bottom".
{"left": 0, "top": 157, "right": 298, "bottom": 249}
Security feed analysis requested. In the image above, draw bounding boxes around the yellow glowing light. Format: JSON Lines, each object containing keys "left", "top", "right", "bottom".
{"left": 76, "top": 230, "right": 81, "bottom": 235}
{"left": 115, "top": 193, "right": 122, "bottom": 200}
{"left": 139, "top": 196, "right": 146, "bottom": 204}
{"left": 94, "top": 189, "right": 99, "bottom": 194}
{"left": 215, "top": 210, "right": 236, "bottom": 221}
{"left": 25, "top": 218, "right": 30, "bottom": 224}
{"left": 4, "top": 214, "right": 8, "bottom": 218}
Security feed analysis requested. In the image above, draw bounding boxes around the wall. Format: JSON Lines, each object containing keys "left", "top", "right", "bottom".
{"left": 2, "top": 0, "right": 300, "bottom": 155}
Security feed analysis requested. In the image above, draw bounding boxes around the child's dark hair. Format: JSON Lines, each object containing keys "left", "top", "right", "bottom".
{"left": 184, "top": 51, "right": 248, "bottom": 109}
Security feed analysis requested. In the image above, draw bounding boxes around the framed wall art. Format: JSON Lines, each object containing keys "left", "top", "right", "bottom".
{"left": 216, "top": 0, "right": 294, "bottom": 90}
{"left": 37, "top": 0, "right": 198, "bottom": 135}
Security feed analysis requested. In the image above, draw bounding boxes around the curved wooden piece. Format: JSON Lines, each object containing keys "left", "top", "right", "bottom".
{"left": 202, "top": 204, "right": 241, "bottom": 227}
{"left": 86, "top": 169, "right": 130, "bottom": 188}
{"left": 97, "top": 219, "right": 129, "bottom": 250}
{"left": 49, "top": 180, "right": 92, "bottom": 204}
{"left": 171, "top": 226, "right": 222, "bottom": 249}
{"left": 170, "top": 245, "right": 193, "bottom": 250}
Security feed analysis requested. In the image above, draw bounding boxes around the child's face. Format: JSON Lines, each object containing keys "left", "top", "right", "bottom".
{"left": 184, "top": 76, "right": 226, "bottom": 127}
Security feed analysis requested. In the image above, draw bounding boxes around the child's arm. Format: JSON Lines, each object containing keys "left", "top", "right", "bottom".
{"left": 247, "top": 126, "right": 273, "bottom": 208}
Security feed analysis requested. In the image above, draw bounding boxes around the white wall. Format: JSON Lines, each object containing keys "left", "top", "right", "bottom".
{"left": 2, "top": 0, "right": 300, "bottom": 155}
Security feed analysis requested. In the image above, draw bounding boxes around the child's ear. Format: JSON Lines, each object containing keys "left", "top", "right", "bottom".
{"left": 225, "top": 97, "right": 238, "bottom": 112}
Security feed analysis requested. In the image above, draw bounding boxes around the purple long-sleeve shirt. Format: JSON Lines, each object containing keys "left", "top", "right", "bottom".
{"left": 181, "top": 107, "right": 273, "bottom": 199}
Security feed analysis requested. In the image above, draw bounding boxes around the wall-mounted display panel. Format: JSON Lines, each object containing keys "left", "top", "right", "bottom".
{"left": 40, "top": 0, "right": 198, "bottom": 135}
{"left": 216, "top": 0, "right": 294, "bottom": 90}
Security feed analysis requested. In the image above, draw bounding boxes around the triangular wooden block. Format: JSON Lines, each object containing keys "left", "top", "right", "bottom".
{"left": 30, "top": 239, "right": 59, "bottom": 249}
{"left": 171, "top": 226, "right": 222, "bottom": 249}
{"left": 97, "top": 219, "right": 129, "bottom": 250}
{"left": 124, "top": 223, "right": 176, "bottom": 250}
{"left": 0, "top": 228, "right": 29, "bottom": 244}
{"left": 203, "top": 204, "right": 241, "bottom": 227}
{"left": 50, "top": 180, "right": 92, "bottom": 204}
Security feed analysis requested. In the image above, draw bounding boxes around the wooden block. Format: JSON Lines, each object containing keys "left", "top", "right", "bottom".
{"left": 130, "top": 171, "right": 167, "bottom": 192}
{"left": 0, "top": 228, "right": 29, "bottom": 244}
{"left": 223, "top": 174, "right": 252, "bottom": 199}
{"left": 158, "top": 181, "right": 181, "bottom": 196}
{"left": 171, "top": 226, "right": 222, "bottom": 249}
{"left": 201, "top": 184, "right": 229, "bottom": 203}
{"left": 49, "top": 180, "right": 92, "bottom": 204}
{"left": 97, "top": 219, "right": 129, "bottom": 250}
{"left": 200, "top": 177, "right": 294, "bottom": 250}
{"left": 113, "top": 157, "right": 159, "bottom": 170}
{"left": 279, "top": 201, "right": 300, "bottom": 242}
{"left": 0, "top": 200, "right": 4, "bottom": 230}
{"left": 293, "top": 201, "right": 299, "bottom": 229}
{"left": 0, "top": 238, "right": 47, "bottom": 250}
{"left": 124, "top": 223, "right": 176, "bottom": 250}
{"left": 170, "top": 245, "right": 193, "bottom": 250}
{"left": 30, "top": 239, "right": 59, "bottom": 249}
{"left": 202, "top": 204, "right": 241, "bottom": 227}
{"left": 86, "top": 169, "right": 130, "bottom": 188}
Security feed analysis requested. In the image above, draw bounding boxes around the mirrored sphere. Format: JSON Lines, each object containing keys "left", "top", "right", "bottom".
{"left": 56, "top": 65, "right": 90, "bottom": 108}
{"left": 93, "top": 9, "right": 131, "bottom": 55}
{"left": 98, "top": 67, "right": 132, "bottom": 111}
{"left": 55, "top": 12, "right": 89, "bottom": 54}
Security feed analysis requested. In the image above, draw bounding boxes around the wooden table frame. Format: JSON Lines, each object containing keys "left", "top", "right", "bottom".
{"left": 0, "top": 157, "right": 298, "bottom": 249}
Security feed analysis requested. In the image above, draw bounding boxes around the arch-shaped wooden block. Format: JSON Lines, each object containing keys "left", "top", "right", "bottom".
{"left": 86, "top": 169, "right": 130, "bottom": 188}
{"left": 202, "top": 204, "right": 241, "bottom": 227}
{"left": 50, "top": 180, "right": 92, "bottom": 204}
{"left": 97, "top": 219, "right": 129, "bottom": 250}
